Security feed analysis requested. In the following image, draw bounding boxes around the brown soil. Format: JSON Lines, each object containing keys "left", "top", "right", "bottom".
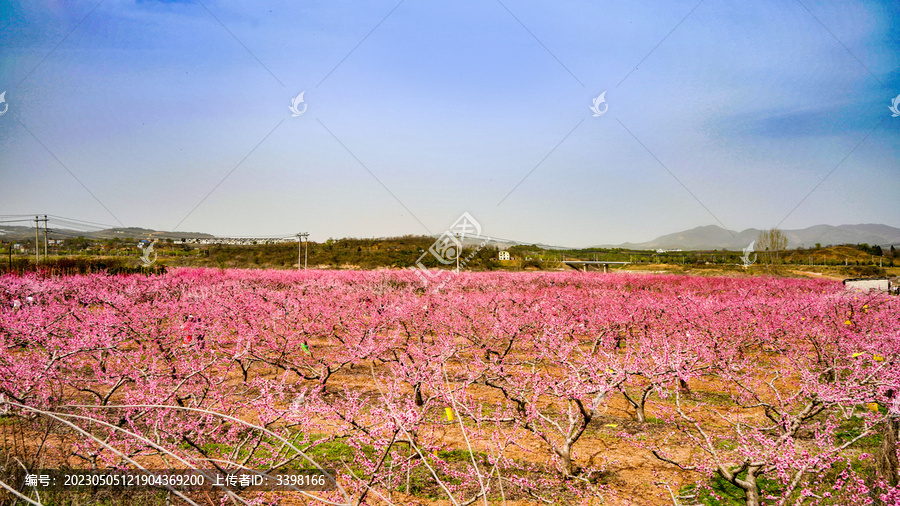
{"left": 3, "top": 342, "right": 803, "bottom": 506}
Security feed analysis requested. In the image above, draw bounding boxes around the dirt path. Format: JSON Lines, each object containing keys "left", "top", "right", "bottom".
{"left": 790, "top": 269, "right": 844, "bottom": 281}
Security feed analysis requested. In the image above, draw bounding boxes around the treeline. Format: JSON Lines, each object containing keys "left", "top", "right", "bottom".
{"left": 0, "top": 257, "right": 167, "bottom": 275}
{"left": 3, "top": 234, "right": 895, "bottom": 274}
{"left": 512, "top": 243, "right": 898, "bottom": 267}
{"left": 175, "top": 235, "right": 503, "bottom": 271}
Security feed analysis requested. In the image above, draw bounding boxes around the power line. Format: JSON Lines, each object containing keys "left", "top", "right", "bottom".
{"left": 39, "top": 229, "right": 89, "bottom": 238}
{"left": 46, "top": 223, "right": 106, "bottom": 234}
{"left": 6, "top": 213, "right": 581, "bottom": 251}
{"left": 46, "top": 214, "right": 117, "bottom": 228}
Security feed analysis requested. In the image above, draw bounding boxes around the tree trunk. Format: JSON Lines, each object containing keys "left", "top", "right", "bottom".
{"left": 876, "top": 417, "right": 899, "bottom": 488}
{"left": 554, "top": 444, "right": 579, "bottom": 477}
{"left": 414, "top": 383, "right": 424, "bottom": 407}
{"left": 622, "top": 386, "right": 652, "bottom": 423}
{"left": 744, "top": 486, "right": 761, "bottom": 506}
{"left": 740, "top": 467, "right": 762, "bottom": 506}
{"left": 634, "top": 403, "right": 646, "bottom": 423}
{"left": 721, "top": 465, "right": 762, "bottom": 506}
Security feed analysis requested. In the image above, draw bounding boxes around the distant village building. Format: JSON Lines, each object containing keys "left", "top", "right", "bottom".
{"left": 174, "top": 237, "right": 294, "bottom": 246}
{"left": 498, "top": 251, "right": 510, "bottom": 261}
{"left": 842, "top": 278, "right": 891, "bottom": 292}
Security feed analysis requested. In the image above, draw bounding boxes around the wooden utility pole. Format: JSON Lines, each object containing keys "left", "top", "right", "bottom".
{"left": 43, "top": 215, "right": 48, "bottom": 259}
{"left": 297, "top": 233, "right": 309, "bottom": 269}
{"left": 455, "top": 233, "right": 460, "bottom": 273}
{"left": 34, "top": 216, "right": 39, "bottom": 265}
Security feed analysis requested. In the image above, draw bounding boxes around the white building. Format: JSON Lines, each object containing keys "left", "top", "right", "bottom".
{"left": 843, "top": 278, "right": 891, "bottom": 292}
{"left": 498, "top": 251, "right": 510, "bottom": 261}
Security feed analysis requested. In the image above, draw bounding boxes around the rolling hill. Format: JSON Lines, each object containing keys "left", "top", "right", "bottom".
{"left": 607, "top": 224, "right": 900, "bottom": 251}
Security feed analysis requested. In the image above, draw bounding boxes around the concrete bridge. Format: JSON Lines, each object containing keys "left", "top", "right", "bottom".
{"left": 562, "top": 260, "right": 630, "bottom": 273}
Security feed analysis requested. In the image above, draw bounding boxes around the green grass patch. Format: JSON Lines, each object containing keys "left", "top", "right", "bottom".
{"left": 436, "top": 448, "right": 491, "bottom": 465}
{"left": 835, "top": 416, "right": 882, "bottom": 448}
{"left": 300, "top": 437, "right": 356, "bottom": 465}
{"left": 5, "top": 488, "right": 171, "bottom": 505}
{"left": 695, "top": 390, "right": 735, "bottom": 406}
{"left": 682, "top": 471, "right": 783, "bottom": 506}
{"left": 713, "top": 438, "right": 737, "bottom": 451}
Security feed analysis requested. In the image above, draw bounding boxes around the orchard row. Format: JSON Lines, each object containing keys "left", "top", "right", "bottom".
{"left": 0, "top": 269, "right": 897, "bottom": 505}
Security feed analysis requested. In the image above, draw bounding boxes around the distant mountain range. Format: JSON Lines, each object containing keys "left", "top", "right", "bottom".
{"left": 605, "top": 224, "right": 900, "bottom": 251}
{"left": 0, "top": 225, "right": 213, "bottom": 241}
{"left": 1, "top": 222, "right": 898, "bottom": 252}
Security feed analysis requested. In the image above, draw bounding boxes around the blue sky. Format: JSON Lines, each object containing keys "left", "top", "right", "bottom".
{"left": 1, "top": 0, "right": 898, "bottom": 246}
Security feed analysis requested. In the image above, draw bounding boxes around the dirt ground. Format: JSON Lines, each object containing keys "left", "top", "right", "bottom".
{"left": 1, "top": 358, "right": 733, "bottom": 506}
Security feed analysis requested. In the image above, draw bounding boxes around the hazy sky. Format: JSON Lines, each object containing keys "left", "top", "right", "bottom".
{"left": 1, "top": 0, "right": 898, "bottom": 247}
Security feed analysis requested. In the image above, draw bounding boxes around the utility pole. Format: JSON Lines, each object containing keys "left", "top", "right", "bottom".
{"left": 297, "top": 233, "right": 309, "bottom": 270}
{"left": 34, "top": 216, "right": 40, "bottom": 265}
{"left": 455, "top": 233, "right": 460, "bottom": 273}
{"left": 43, "top": 215, "right": 49, "bottom": 259}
